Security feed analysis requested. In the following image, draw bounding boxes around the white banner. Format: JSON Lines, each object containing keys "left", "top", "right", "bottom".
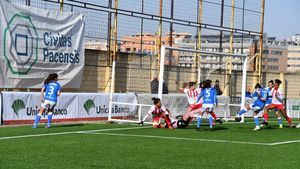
{"left": 0, "top": 92, "right": 2, "bottom": 125}
{"left": 136, "top": 94, "right": 231, "bottom": 118}
{"left": 287, "top": 99, "right": 300, "bottom": 119}
{"left": 1, "top": 92, "right": 137, "bottom": 124}
{"left": 0, "top": 0, "right": 85, "bottom": 88}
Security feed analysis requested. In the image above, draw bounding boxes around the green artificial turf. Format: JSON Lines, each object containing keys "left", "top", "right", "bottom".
{"left": 0, "top": 121, "right": 299, "bottom": 169}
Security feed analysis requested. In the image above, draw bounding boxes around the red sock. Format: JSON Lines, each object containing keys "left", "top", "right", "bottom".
{"left": 263, "top": 113, "right": 269, "bottom": 122}
{"left": 165, "top": 117, "right": 172, "bottom": 127}
{"left": 283, "top": 114, "right": 292, "bottom": 124}
{"left": 211, "top": 112, "right": 217, "bottom": 120}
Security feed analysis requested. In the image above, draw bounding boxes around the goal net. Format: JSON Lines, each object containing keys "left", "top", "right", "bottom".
{"left": 108, "top": 46, "right": 252, "bottom": 124}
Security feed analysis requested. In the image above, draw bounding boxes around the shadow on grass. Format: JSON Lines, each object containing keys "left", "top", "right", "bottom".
{"left": 54, "top": 123, "right": 85, "bottom": 128}
{"left": 185, "top": 125, "right": 228, "bottom": 132}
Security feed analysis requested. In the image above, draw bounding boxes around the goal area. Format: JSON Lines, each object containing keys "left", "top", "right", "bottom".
{"left": 108, "top": 46, "right": 256, "bottom": 124}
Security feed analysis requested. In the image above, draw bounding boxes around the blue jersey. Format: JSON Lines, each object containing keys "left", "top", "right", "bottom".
{"left": 252, "top": 88, "right": 267, "bottom": 107}
{"left": 251, "top": 91, "right": 258, "bottom": 100}
{"left": 245, "top": 91, "right": 252, "bottom": 98}
{"left": 197, "top": 87, "right": 217, "bottom": 105}
{"left": 44, "top": 81, "right": 61, "bottom": 102}
{"left": 264, "top": 87, "right": 272, "bottom": 104}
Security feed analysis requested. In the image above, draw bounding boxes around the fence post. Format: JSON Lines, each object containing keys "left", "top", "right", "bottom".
{"left": 60, "top": 0, "right": 64, "bottom": 12}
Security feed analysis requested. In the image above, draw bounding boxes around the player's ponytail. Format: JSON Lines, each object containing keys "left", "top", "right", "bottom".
{"left": 152, "top": 97, "right": 160, "bottom": 105}
{"left": 274, "top": 79, "right": 282, "bottom": 85}
{"left": 44, "top": 73, "right": 58, "bottom": 84}
{"left": 254, "top": 83, "right": 262, "bottom": 89}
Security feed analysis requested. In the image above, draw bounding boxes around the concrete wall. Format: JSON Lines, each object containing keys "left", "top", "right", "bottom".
{"left": 2, "top": 49, "right": 300, "bottom": 99}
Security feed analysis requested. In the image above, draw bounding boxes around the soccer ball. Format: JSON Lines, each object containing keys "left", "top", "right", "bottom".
{"left": 235, "top": 117, "right": 242, "bottom": 122}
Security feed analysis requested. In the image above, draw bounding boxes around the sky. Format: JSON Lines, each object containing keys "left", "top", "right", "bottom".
{"left": 18, "top": 0, "right": 299, "bottom": 40}
{"left": 265, "top": 0, "right": 300, "bottom": 40}
{"left": 85, "top": 0, "right": 300, "bottom": 40}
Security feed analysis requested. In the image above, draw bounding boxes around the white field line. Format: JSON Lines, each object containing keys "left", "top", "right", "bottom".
{"left": 268, "top": 140, "right": 300, "bottom": 146}
{"left": 1, "top": 126, "right": 299, "bottom": 146}
{"left": 82, "top": 132, "right": 272, "bottom": 146}
{"left": 0, "top": 126, "right": 148, "bottom": 141}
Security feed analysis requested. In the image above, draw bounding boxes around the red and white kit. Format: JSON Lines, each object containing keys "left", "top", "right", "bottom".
{"left": 183, "top": 87, "right": 203, "bottom": 111}
{"left": 143, "top": 105, "right": 172, "bottom": 127}
{"left": 271, "top": 88, "right": 284, "bottom": 109}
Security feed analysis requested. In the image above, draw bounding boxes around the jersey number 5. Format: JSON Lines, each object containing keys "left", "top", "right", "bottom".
{"left": 205, "top": 89, "right": 211, "bottom": 97}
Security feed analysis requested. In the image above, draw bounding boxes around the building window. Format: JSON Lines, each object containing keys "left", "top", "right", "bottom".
{"left": 271, "top": 50, "right": 283, "bottom": 55}
{"left": 263, "top": 50, "right": 269, "bottom": 54}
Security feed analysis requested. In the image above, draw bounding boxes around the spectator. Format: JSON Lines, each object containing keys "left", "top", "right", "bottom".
{"left": 214, "top": 80, "right": 223, "bottom": 95}
{"left": 245, "top": 88, "right": 252, "bottom": 98}
{"left": 151, "top": 77, "right": 168, "bottom": 94}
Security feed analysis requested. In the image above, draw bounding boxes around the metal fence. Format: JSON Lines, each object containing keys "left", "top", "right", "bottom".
{"left": 10, "top": 0, "right": 263, "bottom": 55}
{"left": 8, "top": 0, "right": 265, "bottom": 98}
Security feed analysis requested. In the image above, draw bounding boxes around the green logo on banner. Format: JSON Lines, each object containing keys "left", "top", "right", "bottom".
{"left": 11, "top": 99, "right": 26, "bottom": 116}
{"left": 83, "top": 99, "right": 95, "bottom": 114}
{"left": 3, "top": 13, "right": 39, "bottom": 75}
{"left": 292, "top": 105, "right": 300, "bottom": 111}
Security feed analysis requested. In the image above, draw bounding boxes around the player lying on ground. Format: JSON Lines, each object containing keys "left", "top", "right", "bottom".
{"left": 195, "top": 80, "right": 218, "bottom": 130}
{"left": 170, "top": 105, "right": 204, "bottom": 129}
{"left": 33, "top": 73, "right": 61, "bottom": 128}
{"left": 139, "top": 97, "right": 173, "bottom": 129}
{"left": 235, "top": 83, "right": 267, "bottom": 131}
{"left": 262, "top": 79, "right": 296, "bottom": 128}
{"left": 263, "top": 80, "right": 283, "bottom": 128}
{"left": 179, "top": 81, "right": 222, "bottom": 125}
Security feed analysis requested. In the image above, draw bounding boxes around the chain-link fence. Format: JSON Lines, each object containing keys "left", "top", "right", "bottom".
{"left": 8, "top": 0, "right": 266, "bottom": 98}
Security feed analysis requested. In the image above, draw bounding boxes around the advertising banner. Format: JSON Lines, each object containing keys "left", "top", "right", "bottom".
{"left": 1, "top": 92, "right": 137, "bottom": 124}
{"left": 0, "top": 0, "right": 85, "bottom": 88}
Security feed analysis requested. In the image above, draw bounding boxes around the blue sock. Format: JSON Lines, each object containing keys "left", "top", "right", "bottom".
{"left": 254, "top": 116, "right": 259, "bottom": 126}
{"left": 34, "top": 114, "right": 42, "bottom": 126}
{"left": 238, "top": 108, "right": 247, "bottom": 116}
{"left": 208, "top": 115, "right": 213, "bottom": 128}
{"left": 277, "top": 118, "right": 282, "bottom": 125}
{"left": 197, "top": 115, "right": 202, "bottom": 128}
{"left": 47, "top": 113, "right": 53, "bottom": 126}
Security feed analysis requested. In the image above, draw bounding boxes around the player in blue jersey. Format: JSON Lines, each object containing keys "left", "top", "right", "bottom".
{"left": 262, "top": 80, "right": 283, "bottom": 128}
{"left": 235, "top": 83, "right": 267, "bottom": 130}
{"left": 33, "top": 73, "right": 61, "bottom": 128}
{"left": 195, "top": 80, "right": 218, "bottom": 131}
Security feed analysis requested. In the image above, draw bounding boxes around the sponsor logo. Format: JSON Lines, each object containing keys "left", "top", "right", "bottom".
{"left": 11, "top": 99, "right": 26, "bottom": 116}
{"left": 83, "top": 99, "right": 131, "bottom": 115}
{"left": 292, "top": 105, "right": 300, "bottom": 111}
{"left": 11, "top": 99, "right": 68, "bottom": 117}
{"left": 3, "top": 12, "right": 81, "bottom": 75}
{"left": 83, "top": 99, "right": 95, "bottom": 114}
{"left": 3, "top": 13, "right": 38, "bottom": 75}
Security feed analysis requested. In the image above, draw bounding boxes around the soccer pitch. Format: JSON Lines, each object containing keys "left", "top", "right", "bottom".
{"left": 0, "top": 122, "right": 299, "bottom": 169}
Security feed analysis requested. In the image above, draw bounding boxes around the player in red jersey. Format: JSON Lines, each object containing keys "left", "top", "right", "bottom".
{"left": 181, "top": 81, "right": 222, "bottom": 125}
{"left": 262, "top": 79, "right": 295, "bottom": 128}
{"left": 139, "top": 97, "right": 173, "bottom": 129}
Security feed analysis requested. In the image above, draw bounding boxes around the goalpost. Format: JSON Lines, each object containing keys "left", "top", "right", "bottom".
{"left": 108, "top": 46, "right": 257, "bottom": 124}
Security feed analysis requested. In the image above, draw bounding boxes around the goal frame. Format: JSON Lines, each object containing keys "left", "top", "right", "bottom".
{"left": 108, "top": 46, "right": 258, "bottom": 123}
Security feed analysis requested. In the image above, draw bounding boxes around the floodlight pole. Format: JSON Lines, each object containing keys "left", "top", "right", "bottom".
{"left": 196, "top": 0, "right": 203, "bottom": 84}
{"left": 60, "top": 0, "right": 64, "bottom": 12}
{"left": 109, "top": 0, "right": 118, "bottom": 121}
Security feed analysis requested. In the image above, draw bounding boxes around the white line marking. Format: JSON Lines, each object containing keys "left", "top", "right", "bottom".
{"left": 83, "top": 132, "right": 272, "bottom": 146}
{"left": 269, "top": 140, "right": 300, "bottom": 146}
{"left": 0, "top": 126, "right": 147, "bottom": 141}
{"left": 1, "top": 126, "right": 299, "bottom": 146}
